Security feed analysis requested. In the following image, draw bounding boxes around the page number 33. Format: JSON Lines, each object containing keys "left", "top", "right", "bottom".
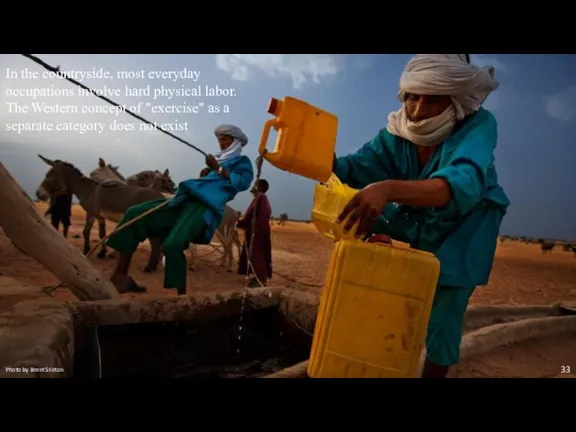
{"left": 561, "top": 365, "right": 571, "bottom": 374}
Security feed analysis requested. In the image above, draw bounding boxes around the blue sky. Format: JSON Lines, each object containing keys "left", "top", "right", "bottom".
{"left": 0, "top": 54, "right": 575, "bottom": 240}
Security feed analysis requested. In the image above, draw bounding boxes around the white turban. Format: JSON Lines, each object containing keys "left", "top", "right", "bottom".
{"left": 214, "top": 124, "right": 248, "bottom": 146}
{"left": 213, "top": 124, "right": 248, "bottom": 162}
{"left": 387, "top": 54, "right": 499, "bottom": 147}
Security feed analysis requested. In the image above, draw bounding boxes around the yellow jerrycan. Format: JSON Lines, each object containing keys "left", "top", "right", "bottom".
{"left": 258, "top": 97, "right": 338, "bottom": 183}
{"left": 311, "top": 174, "right": 361, "bottom": 240}
{"left": 308, "top": 236, "right": 440, "bottom": 378}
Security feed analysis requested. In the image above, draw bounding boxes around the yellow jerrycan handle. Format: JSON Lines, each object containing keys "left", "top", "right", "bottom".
{"left": 366, "top": 234, "right": 412, "bottom": 250}
{"left": 366, "top": 234, "right": 393, "bottom": 246}
{"left": 258, "top": 118, "right": 283, "bottom": 157}
{"left": 258, "top": 97, "right": 285, "bottom": 157}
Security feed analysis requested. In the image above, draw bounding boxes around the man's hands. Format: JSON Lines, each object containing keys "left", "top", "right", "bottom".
{"left": 337, "top": 181, "right": 391, "bottom": 237}
{"left": 205, "top": 154, "right": 219, "bottom": 171}
{"left": 199, "top": 168, "right": 211, "bottom": 177}
{"left": 336, "top": 178, "right": 453, "bottom": 236}
{"left": 205, "top": 154, "right": 231, "bottom": 179}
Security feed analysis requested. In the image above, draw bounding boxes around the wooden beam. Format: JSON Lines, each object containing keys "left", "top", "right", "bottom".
{"left": 263, "top": 360, "right": 309, "bottom": 378}
{"left": 0, "top": 162, "right": 118, "bottom": 301}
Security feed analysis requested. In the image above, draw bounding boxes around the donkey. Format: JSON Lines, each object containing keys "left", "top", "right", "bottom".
{"left": 91, "top": 159, "right": 175, "bottom": 194}
{"left": 89, "top": 158, "right": 125, "bottom": 184}
{"left": 126, "top": 169, "right": 176, "bottom": 196}
{"left": 187, "top": 206, "right": 243, "bottom": 272}
{"left": 89, "top": 157, "right": 175, "bottom": 193}
{"left": 36, "top": 155, "right": 167, "bottom": 272}
{"left": 37, "top": 157, "right": 175, "bottom": 270}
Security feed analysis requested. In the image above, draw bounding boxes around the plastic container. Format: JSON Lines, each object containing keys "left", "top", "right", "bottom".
{"left": 308, "top": 238, "right": 440, "bottom": 378}
{"left": 258, "top": 97, "right": 338, "bottom": 183}
{"left": 311, "top": 174, "right": 360, "bottom": 240}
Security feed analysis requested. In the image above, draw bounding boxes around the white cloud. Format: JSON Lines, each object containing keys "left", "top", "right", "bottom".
{"left": 215, "top": 54, "right": 341, "bottom": 89}
{"left": 545, "top": 85, "right": 576, "bottom": 121}
{"left": 470, "top": 54, "right": 509, "bottom": 73}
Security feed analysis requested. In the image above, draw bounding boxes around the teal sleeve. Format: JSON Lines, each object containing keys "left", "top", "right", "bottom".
{"left": 430, "top": 113, "right": 498, "bottom": 216}
{"left": 333, "top": 128, "right": 397, "bottom": 189}
{"left": 229, "top": 156, "right": 254, "bottom": 192}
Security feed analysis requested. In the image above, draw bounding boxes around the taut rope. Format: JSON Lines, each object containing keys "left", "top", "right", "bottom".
{"left": 85, "top": 199, "right": 170, "bottom": 258}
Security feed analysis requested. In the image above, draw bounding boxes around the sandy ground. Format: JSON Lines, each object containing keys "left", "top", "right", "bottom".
{"left": 449, "top": 331, "right": 576, "bottom": 378}
{"left": 1, "top": 202, "right": 575, "bottom": 377}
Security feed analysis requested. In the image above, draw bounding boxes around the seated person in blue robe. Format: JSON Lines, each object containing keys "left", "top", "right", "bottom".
{"left": 333, "top": 54, "right": 510, "bottom": 378}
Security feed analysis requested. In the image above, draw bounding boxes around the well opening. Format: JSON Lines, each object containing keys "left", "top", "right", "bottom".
{"left": 74, "top": 304, "right": 313, "bottom": 378}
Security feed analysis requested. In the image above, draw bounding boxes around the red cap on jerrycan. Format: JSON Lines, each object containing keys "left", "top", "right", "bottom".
{"left": 267, "top": 98, "right": 280, "bottom": 115}
{"left": 366, "top": 234, "right": 393, "bottom": 245}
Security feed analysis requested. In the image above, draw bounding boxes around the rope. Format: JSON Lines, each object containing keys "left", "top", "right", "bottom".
{"left": 85, "top": 199, "right": 170, "bottom": 258}
{"left": 21, "top": 54, "right": 207, "bottom": 157}
{"left": 239, "top": 241, "right": 322, "bottom": 288}
{"left": 273, "top": 271, "right": 323, "bottom": 289}
{"left": 196, "top": 233, "right": 323, "bottom": 289}
{"left": 283, "top": 313, "right": 314, "bottom": 337}
{"left": 196, "top": 245, "right": 222, "bottom": 259}
{"left": 95, "top": 326, "right": 103, "bottom": 378}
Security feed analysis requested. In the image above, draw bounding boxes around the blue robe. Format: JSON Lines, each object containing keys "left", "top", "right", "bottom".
{"left": 169, "top": 155, "right": 254, "bottom": 244}
{"left": 333, "top": 108, "right": 510, "bottom": 288}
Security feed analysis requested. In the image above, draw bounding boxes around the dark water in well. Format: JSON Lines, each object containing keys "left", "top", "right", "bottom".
{"left": 75, "top": 306, "right": 312, "bottom": 378}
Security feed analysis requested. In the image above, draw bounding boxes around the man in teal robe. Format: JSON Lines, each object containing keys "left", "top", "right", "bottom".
{"left": 334, "top": 54, "right": 510, "bottom": 378}
{"left": 107, "top": 124, "right": 254, "bottom": 296}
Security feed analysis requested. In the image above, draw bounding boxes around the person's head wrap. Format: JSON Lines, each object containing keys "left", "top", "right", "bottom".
{"left": 213, "top": 124, "right": 248, "bottom": 162}
{"left": 386, "top": 54, "right": 499, "bottom": 147}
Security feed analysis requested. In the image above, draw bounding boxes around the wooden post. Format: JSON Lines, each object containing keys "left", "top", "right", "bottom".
{"left": 0, "top": 162, "right": 118, "bottom": 301}
{"left": 263, "top": 360, "right": 309, "bottom": 378}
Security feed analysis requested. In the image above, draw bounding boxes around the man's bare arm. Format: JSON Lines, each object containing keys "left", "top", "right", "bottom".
{"left": 384, "top": 179, "right": 452, "bottom": 208}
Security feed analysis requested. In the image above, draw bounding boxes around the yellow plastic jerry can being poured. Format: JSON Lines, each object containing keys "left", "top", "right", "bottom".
{"left": 258, "top": 96, "right": 338, "bottom": 183}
